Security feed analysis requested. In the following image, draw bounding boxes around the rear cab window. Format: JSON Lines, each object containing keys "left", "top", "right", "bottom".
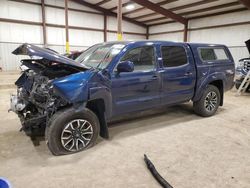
{"left": 199, "top": 47, "right": 229, "bottom": 62}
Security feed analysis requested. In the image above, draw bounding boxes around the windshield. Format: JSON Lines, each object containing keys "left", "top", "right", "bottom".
{"left": 75, "top": 43, "right": 125, "bottom": 69}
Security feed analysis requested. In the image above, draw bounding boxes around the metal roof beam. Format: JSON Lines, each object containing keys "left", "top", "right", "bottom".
{"left": 239, "top": 0, "right": 250, "bottom": 9}
{"left": 123, "top": 0, "right": 178, "bottom": 16}
{"left": 70, "top": 0, "right": 147, "bottom": 28}
{"left": 131, "top": 0, "right": 187, "bottom": 24}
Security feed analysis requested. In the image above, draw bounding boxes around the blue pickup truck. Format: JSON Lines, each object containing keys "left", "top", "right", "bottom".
{"left": 10, "top": 41, "right": 235, "bottom": 155}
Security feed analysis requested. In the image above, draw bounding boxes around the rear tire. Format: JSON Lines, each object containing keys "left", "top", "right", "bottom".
{"left": 193, "top": 85, "right": 221, "bottom": 117}
{"left": 45, "top": 107, "right": 100, "bottom": 156}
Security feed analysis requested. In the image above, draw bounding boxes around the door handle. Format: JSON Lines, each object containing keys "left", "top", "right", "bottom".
{"left": 150, "top": 75, "right": 158, "bottom": 80}
{"left": 184, "top": 72, "right": 193, "bottom": 76}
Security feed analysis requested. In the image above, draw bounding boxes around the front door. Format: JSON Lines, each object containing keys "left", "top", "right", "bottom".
{"left": 111, "top": 45, "right": 161, "bottom": 116}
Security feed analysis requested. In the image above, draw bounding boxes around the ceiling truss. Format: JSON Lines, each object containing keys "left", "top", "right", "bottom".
{"left": 71, "top": 0, "right": 248, "bottom": 27}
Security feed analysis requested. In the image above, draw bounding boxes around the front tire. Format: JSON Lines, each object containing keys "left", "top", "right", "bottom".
{"left": 45, "top": 107, "right": 100, "bottom": 155}
{"left": 193, "top": 85, "right": 221, "bottom": 117}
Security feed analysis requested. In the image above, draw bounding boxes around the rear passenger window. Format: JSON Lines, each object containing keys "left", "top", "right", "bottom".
{"left": 199, "top": 48, "right": 229, "bottom": 61}
{"left": 161, "top": 46, "right": 187, "bottom": 67}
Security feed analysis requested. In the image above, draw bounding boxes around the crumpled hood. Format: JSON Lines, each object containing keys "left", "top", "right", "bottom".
{"left": 12, "top": 43, "right": 88, "bottom": 69}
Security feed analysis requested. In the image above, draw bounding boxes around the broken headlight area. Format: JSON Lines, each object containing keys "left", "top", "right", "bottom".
{"left": 10, "top": 70, "right": 68, "bottom": 137}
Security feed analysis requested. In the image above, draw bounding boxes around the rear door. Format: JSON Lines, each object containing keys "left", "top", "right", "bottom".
{"left": 111, "top": 45, "right": 161, "bottom": 116}
{"left": 159, "top": 44, "right": 196, "bottom": 104}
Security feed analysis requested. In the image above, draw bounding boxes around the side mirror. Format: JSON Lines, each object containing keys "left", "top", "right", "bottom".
{"left": 117, "top": 61, "right": 134, "bottom": 73}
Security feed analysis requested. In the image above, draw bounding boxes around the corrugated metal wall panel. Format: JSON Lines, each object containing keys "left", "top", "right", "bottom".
{"left": 107, "top": 16, "right": 146, "bottom": 34}
{"left": 46, "top": 27, "right": 65, "bottom": 45}
{"left": 0, "top": 22, "right": 43, "bottom": 44}
{"left": 45, "top": 7, "right": 65, "bottom": 25}
{"left": 69, "top": 11, "right": 104, "bottom": 29}
{"left": 149, "top": 22, "right": 184, "bottom": 34}
{"left": 0, "top": 0, "right": 42, "bottom": 22}
{"left": 0, "top": 0, "right": 147, "bottom": 70}
{"left": 149, "top": 33, "right": 184, "bottom": 42}
{"left": 107, "top": 33, "right": 146, "bottom": 41}
{"left": 189, "top": 10, "right": 250, "bottom": 29}
{"left": 69, "top": 29, "right": 103, "bottom": 46}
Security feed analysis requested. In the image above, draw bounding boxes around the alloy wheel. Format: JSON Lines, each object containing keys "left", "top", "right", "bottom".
{"left": 204, "top": 91, "right": 218, "bottom": 112}
{"left": 61, "top": 119, "right": 93, "bottom": 152}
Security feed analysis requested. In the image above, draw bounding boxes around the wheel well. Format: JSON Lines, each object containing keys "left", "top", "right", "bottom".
{"left": 86, "top": 99, "right": 109, "bottom": 139}
{"left": 209, "top": 80, "right": 223, "bottom": 106}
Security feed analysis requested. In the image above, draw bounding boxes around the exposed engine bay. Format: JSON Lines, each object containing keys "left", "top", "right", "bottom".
{"left": 9, "top": 59, "right": 83, "bottom": 136}
{"left": 9, "top": 43, "right": 90, "bottom": 137}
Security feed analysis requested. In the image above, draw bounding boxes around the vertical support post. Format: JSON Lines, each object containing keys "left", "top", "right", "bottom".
{"left": 41, "top": 0, "right": 47, "bottom": 47}
{"left": 117, "top": 0, "right": 122, "bottom": 41}
{"left": 104, "top": 14, "right": 107, "bottom": 42}
{"left": 146, "top": 26, "right": 149, "bottom": 40}
{"left": 65, "top": 0, "right": 70, "bottom": 54}
{"left": 183, "top": 21, "right": 188, "bottom": 42}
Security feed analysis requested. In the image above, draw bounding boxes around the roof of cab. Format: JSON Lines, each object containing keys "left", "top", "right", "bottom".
{"left": 100, "top": 40, "right": 227, "bottom": 48}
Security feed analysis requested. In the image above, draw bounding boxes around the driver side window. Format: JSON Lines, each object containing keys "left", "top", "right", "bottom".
{"left": 120, "top": 46, "right": 155, "bottom": 71}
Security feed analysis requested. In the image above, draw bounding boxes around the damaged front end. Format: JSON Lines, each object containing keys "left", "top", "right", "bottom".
{"left": 10, "top": 70, "right": 68, "bottom": 136}
{"left": 10, "top": 43, "right": 90, "bottom": 137}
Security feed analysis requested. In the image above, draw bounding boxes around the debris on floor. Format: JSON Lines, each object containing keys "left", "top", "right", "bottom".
{"left": 144, "top": 154, "right": 173, "bottom": 188}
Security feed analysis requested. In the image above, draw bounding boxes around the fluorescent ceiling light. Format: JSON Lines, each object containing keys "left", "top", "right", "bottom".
{"left": 126, "top": 4, "right": 135, "bottom": 10}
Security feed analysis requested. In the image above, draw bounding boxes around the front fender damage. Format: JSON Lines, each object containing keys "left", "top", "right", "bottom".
{"left": 52, "top": 71, "right": 94, "bottom": 104}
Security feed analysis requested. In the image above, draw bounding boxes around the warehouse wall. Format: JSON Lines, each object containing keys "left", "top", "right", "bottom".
{"left": 149, "top": 10, "right": 250, "bottom": 65}
{"left": 0, "top": 0, "right": 146, "bottom": 71}
{"left": 149, "top": 22, "right": 184, "bottom": 42}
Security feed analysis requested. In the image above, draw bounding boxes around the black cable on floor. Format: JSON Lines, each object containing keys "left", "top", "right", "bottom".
{"left": 144, "top": 154, "right": 173, "bottom": 188}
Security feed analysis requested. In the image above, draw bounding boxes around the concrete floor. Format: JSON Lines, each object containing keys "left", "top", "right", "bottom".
{"left": 0, "top": 87, "right": 249, "bottom": 188}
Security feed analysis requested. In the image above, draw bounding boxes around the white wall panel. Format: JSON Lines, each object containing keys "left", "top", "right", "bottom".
{"left": 149, "top": 22, "right": 184, "bottom": 34}
{"left": 45, "top": 7, "right": 65, "bottom": 25}
{"left": 149, "top": 33, "right": 184, "bottom": 42}
{"left": 106, "top": 33, "right": 117, "bottom": 41}
{"left": 44, "top": 0, "right": 65, "bottom": 7}
{"left": 69, "top": 11, "right": 104, "bottom": 29}
{"left": 107, "top": 33, "right": 146, "bottom": 42}
{"left": 27, "top": 0, "right": 41, "bottom": 3}
{"left": 0, "top": 43, "right": 23, "bottom": 71}
{"left": 0, "top": 0, "right": 146, "bottom": 70}
{"left": 228, "top": 47, "right": 249, "bottom": 63}
{"left": 68, "top": 1, "right": 100, "bottom": 13}
{"left": 189, "top": 25, "right": 250, "bottom": 47}
{"left": 45, "top": 0, "right": 100, "bottom": 13}
{"left": 122, "top": 34, "right": 146, "bottom": 41}
{"left": 0, "top": 0, "right": 41, "bottom": 22}
{"left": 107, "top": 16, "right": 146, "bottom": 34}
{"left": 69, "top": 29, "right": 103, "bottom": 46}
{"left": 189, "top": 10, "right": 250, "bottom": 28}
{"left": 0, "top": 22, "right": 43, "bottom": 44}
{"left": 46, "top": 27, "right": 65, "bottom": 45}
